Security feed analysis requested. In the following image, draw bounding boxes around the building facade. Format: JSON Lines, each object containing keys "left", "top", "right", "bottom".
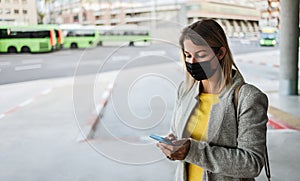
{"left": 186, "top": 0, "right": 260, "bottom": 37}
{"left": 52, "top": 0, "right": 262, "bottom": 38}
{"left": 259, "top": 0, "right": 280, "bottom": 28}
{"left": 0, "top": 0, "right": 38, "bottom": 25}
{"left": 52, "top": 1, "right": 185, "bottom": 26}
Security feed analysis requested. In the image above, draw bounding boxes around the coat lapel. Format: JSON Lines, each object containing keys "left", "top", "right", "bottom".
{"left": 178, "top": 82, "right": 199, "bottom": 138}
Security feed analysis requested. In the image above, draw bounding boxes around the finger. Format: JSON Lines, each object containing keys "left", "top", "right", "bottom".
{"left": 159, "top": 142, "right": 178, "bottom": 152}
{"left": 166, "top": 133, "right": 176, "bottom": 141}
{"left": 167, "top": 156, "right": 175, "bottom": 161}
{"left": 158, "top": 144, "right": 173, "bottom": 157}
{"left": 158, "top": 143, "right": 182, "bottom": 156}
{"left": 172, "top": 138, "right": 189, "bottom": 146}
{"left": 157, "top": 142, "right": 173, "bottom": 153}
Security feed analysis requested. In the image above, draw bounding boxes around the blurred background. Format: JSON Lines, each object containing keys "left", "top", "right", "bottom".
{"left": 0, "top": 0, "right": 300, "bottom": 181}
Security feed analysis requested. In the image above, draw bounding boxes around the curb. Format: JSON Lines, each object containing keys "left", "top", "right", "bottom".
{"left": 267, "top": 106, "right": 300, "bottom": 131}
{"left": 77, "top": 83, "right": 113, "bottom": 142}
{"left": 0, "top": 87, "right": 53, "bottom": 120}
{"left": 268, "top": 116, "right": 300, "bottom": 130}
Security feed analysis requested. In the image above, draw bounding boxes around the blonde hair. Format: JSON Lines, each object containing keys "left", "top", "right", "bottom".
{"left": 179, "top": 19, "right": 243, "bottom": 92}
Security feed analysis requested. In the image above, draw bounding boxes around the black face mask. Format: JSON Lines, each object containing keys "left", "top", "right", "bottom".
{"left": 185, "top": 56, "right": 217, "bottom": 81}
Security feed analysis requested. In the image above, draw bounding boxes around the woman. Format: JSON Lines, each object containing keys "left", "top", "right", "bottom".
{"left": 157, "top": 19, "right": 269, "bottom": 180}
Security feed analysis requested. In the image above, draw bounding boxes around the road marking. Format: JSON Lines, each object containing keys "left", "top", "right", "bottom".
{"left": 41, "top": 88, "right": 52, "bottom": 95}
{"left": 111, "top": 55, "right": 131, "bottom": 62}
{"left": 78, "top": 61, "right": 101, "bottom": 66}
{"left": 0, "top": 87, "right": 53, "bottom": 120}
{"left": 19, "top": 99, "right": 33, "bottom": 107}
{"left": 14, "top": 64, "right": 42, "bottom": 71}
{"left": 240, "top": 40, "right": 251, "bottom": 44}
{"left": 0, "top": 62, "right": 11, "bottom": 66}
{"left": 139, "top": 50, "right": 166, "bottom": 56}
{"left": 21, "top": 59, "right": 43, "bottom": 64}
{"left": 5, "top": 106, "right": 19, "bottom": 114}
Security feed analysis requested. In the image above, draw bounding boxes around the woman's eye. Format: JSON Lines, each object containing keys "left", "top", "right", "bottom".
{"left": 185, "top": 55, "right": 191, "bottom": 58}
{"left": 195, "top": 54, "right": 207, "bottom": 59}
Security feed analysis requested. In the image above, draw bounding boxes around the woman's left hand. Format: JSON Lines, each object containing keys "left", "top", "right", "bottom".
{"left": 157, "top": 138, "right": 191, "bottom": 161}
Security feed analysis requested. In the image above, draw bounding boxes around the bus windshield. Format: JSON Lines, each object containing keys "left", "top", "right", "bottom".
{"left": 260, "top": 32, "right": 276, "bottom": 39}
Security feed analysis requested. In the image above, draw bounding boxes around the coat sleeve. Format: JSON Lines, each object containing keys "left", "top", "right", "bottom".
{"left": 184, "top": 85, "right": 269, "bottom": 178}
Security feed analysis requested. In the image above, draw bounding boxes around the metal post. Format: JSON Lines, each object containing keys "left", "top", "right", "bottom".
{"left": 279, "top": 0, "right": 299, "bottom": 95}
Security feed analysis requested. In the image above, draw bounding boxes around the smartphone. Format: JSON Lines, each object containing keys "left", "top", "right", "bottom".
{"left": 149, "top": 134, "right": 174, "bottom": 145}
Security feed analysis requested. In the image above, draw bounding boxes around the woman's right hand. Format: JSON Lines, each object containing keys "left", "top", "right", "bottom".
{"left": 165, "top": 133, "right": 177, "bottom": 142}
{"left": 156, "top": 133, "right": 191, "bottom": 161}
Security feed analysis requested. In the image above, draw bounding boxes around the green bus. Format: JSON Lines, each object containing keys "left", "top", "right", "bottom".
{"left": 0, "top": 26, "right": 56, "bottom": 53}
{"left": 61, "top": 26, "right": 99, "bottom": 49}
{"left": 97, "top": 25, "right": 151, "bottom": 46}
{"left": 33, "top": 24, "right": 64, "bottom": 49}
{"left": 259, "top": 27, "right": 278, "bottom": 46}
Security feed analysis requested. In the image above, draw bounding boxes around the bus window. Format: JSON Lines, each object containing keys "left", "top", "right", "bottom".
{"left": 0, "top": 29, "right": 9, "bottom": 37}
{"left": 97, "top": 25, "right": 151, "bottom": 46}
{"left": 31, "top": 31, "right": 51, "bottom": 38}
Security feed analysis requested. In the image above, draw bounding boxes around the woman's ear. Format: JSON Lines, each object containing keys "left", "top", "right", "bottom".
{"left": 217, "top": 47, "right": 227, "bottom": 60}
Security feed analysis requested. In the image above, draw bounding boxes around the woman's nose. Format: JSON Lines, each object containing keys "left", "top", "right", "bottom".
{"left": 188, "top": 57, "right": 198, "bottom": 63}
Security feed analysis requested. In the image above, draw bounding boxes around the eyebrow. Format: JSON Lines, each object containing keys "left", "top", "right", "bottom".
{"left": 184, "top": 50, "right": 207, "bottom": 54}
{"left": 195, "top": 50, "right": 207, "bottom": 54}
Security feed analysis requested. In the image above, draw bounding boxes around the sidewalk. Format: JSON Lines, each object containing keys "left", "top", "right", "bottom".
{"left": 234, "top": 49, "right": 300, "bottom": 130}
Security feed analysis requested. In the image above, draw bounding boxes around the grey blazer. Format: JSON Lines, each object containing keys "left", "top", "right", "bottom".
{"left": 170, "top": 72, "right": 268, "bottom": 181}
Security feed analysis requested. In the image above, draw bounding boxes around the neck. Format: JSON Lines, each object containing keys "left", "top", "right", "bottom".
{"left": 201, "top": 80, "right": 219, "bottom": 94}
{"left": 200, "top": 69, "right": 222, "bottom": 94}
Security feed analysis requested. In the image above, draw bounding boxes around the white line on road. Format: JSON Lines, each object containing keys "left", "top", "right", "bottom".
{"left": 14, "top": 64, "right": 42, "bottom": 71}
{"left": 139, "top": 50, "right": 166, "bottom": 56}
{"left": 0, "top": 62, "right": 11, "bottom": 66}
{"left": 19, "top": 99, "right": 33, "bottom": 107}
{"left": 240, "top": 40, "right": 251, "bottom": 44}
{"left": 41, "top": 88, "right": 52, "bottom": 95}
{"left": 78, "top": 61, "right": 101, "bottom": 66}
{"left": 111, "top": 55, "right": 131, "bottom": 61}
{"left": 21, "top": 59, "right": 43, "bottom": 64}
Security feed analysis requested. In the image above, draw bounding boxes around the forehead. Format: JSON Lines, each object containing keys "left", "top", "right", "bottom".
{"left": 183, "top": 39, "right": 210, "bottom": 53}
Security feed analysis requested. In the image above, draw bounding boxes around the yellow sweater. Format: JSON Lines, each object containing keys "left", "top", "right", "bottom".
{"left": 186, "top": 93, "right": 219, "bottom": 181}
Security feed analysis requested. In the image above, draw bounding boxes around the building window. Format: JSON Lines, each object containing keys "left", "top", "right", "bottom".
{"left": 5, "top": 0, "right": 10, "bottom": 3}
{"left": 23, "top": 9, "right": 27, "bottom": 14}
{"left": 13, "top": 0, "right": 18, "bottom": 3}
{"left": 5, "top": 8, "right": 10, "bottom": 14}
{"left": 73, "top": 15, "right": 79, "bottom": 22}
{"left": 0, "top": 9, "right": 2, "bottom": 14}
{"left": 22, "top": 0, "right": 27, "bottom": 4}
{"left": 14, "top": 9, "right": 19, "bottom": 14}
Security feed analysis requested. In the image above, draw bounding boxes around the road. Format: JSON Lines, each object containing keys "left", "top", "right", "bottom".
{"left": 0, "top": 39, "right": 277, "bottom": 85}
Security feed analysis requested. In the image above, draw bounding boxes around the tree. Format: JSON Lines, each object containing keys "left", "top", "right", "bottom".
{"left": 37, "top": 0, "right": 56, "bottom": 24}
